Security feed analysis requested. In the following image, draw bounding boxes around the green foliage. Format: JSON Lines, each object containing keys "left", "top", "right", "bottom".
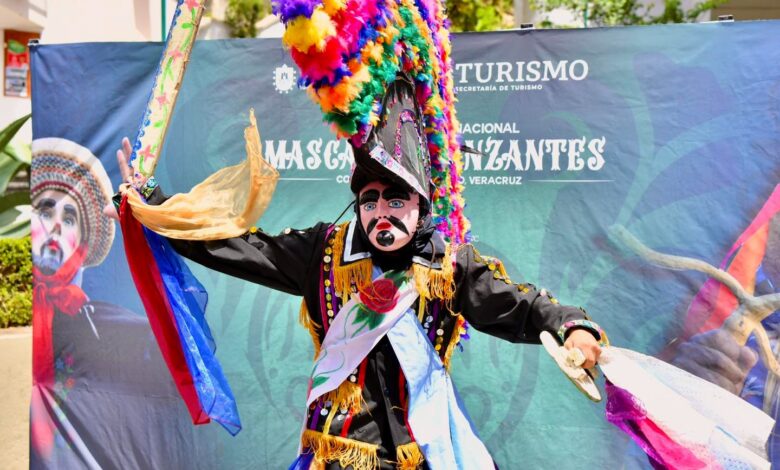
{"left": 0, "top": 192, "right": 31, "bottom": 238}
{"left": 0, "top": 114, "right": 31, "bottom": 194}
{"left": 530, "top": 0, "right": 727, "bottom": 27}
{"left": 225, "top": 0, "right": 271, "bottom": 38}
{"left": 0, "top": 114, "right": 30, "bottom": 157}
{"left": 446, "top": 0, "right": 515, "bottom": 32}
{"left": 0, "top": 236, "right": 32, "bottom": 327}
{"left": 0, "top": 115, "right": 31, "bottom": 238}
{"left": 0, "top": 289, "right": 32, "bottom": 328}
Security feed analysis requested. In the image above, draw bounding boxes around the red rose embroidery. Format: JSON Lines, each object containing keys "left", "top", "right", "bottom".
{"left": 360, "top": 278, "right": 399, "bottom": 313}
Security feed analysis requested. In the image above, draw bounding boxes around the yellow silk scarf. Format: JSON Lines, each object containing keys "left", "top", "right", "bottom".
{"left": 124, "top": 110, "right": 279, "bottom": 240}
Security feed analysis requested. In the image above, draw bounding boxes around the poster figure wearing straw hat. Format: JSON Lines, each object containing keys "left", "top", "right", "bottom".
{"left": 29, "top": 137, "right": 211, "bottom": 469}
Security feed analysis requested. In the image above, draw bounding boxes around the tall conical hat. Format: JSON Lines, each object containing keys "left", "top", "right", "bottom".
{"left": 349, "top": 73, "right": 431, "bottom": 202}
{"left": 274, "top": 0, "right": 470, "bottom": 243}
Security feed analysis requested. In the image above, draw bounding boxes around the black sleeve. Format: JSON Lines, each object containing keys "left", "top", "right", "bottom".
{"left": 145, "top": 186, "right": 323, "bottom": 296}
{"left": 453, "top": 244, "right": 589, "bottom": 344}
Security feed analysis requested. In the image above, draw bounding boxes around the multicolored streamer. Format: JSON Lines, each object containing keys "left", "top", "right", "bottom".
{"left": 600, "top": 347, "right": 773, "bottom": 469}
{"left": 118, "top": 0, "right": 242, "bottom": 435}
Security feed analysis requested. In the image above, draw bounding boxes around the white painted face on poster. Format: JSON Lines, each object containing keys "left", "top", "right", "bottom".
{"left": 32, "top": 189, "right": 83, "bottom": 274}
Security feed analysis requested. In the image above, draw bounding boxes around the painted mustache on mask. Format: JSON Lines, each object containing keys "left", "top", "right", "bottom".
{"left": 366, "top": 216, "right": 410, "bottom": 235}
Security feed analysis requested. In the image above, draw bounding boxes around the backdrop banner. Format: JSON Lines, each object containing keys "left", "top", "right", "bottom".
{"left": 30, "top": 21, "right": 780, "bottom": 469}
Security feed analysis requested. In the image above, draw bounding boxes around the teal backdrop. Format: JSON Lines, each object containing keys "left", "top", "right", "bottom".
{"left": 30, "top": 20, "right": 780, "bottom": 469}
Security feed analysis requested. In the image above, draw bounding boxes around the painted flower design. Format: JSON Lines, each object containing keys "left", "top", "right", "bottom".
{"left": 361, "top": 278, "right": 400, "bottom": 313}
{"left": 350, "top": 271, "right": 407, "bottom": 335}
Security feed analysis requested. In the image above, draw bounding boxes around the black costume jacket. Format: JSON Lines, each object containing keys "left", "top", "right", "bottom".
{"left": 151, "top": 190, "right": 591, "bottom": 470}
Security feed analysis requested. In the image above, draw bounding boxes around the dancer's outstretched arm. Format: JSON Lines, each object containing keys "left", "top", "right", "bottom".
{"left": 108, "top": 136, "right": 322, "bottom": 296}
{"left": 453, "top": 244, "right": 602, "bottom": 368}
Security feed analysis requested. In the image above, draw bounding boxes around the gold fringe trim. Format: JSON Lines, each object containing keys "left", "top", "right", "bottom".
{"left": 322, "top": 401, "right": 340, "bottom": 435}
{"left": 302, "top": 429, "right": 380, "bottom": 470}
{"left": 308, "top": 459, "right": 326, "bottom": 470}
{"left": 299, "top": 300, "right": 322, "bottom": 359}
{"left": 322, "top": 379, "right": 364, "bottom": 414}
{"left": 395, "top": 442, "right": 424, "bottom": 469}
{"left": 412, "top": 244, "right": 454, "bottom": 301}
{"left": 417, "top": 295, "right": 427, "bottom": 323}
{"left": 331, "top": 222, "right": 373, "bottom": 300}
{"left": 443, "top": 314, "right": 466, "bottom": 370}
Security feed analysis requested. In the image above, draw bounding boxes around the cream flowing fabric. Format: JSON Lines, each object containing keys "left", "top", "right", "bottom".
{"left": 124, "top": 110, "right": 279, "bottom": 240}
{"left": 600, "top": 347, "right": 774, "bottom": 469}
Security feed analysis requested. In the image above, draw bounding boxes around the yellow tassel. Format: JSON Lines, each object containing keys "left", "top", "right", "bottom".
{"left": 299, "top": 300, "right": 322, "bottom": 359}
{"left": 322, "top": 402, "right": 340, "bottom": 435}
{"left": 443, "top": 315, "right": 466, "bottom": 370}
{"left": 417, "top": 294, "right": 427, "bottom": 323}
{"left": 323, "top": 379, "right": 364, "bottom": 414}
{"left": 283, "top": 8, "right": 336, "bottom": 53}
{"left": 331, "top": 222, "right": 372, "bottom": 300}
{"left": 395, "top": 442, "right": 424, "bottom": 469}
{"left": 412, "top": 244, "right": 454, "bottom": 301}
{"left": 301, "top": 429, "right": 380, "bottom": 470}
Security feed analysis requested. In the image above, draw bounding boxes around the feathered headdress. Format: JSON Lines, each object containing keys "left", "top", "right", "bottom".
{"left": 274, "top": 0, "right": 470, "bottom": 243}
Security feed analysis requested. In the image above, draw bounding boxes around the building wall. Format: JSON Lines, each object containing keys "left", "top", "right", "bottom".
{"left": 0, "top": 0, "right": 177, "bottom": 142}
{"left": 40, "top": 0, "right": 176, "bottom": 44}
{"left": 714, "top": 0, "right": 780, "bottom": 20}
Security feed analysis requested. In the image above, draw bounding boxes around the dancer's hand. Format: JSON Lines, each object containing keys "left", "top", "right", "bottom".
{"left": 564, "top": 329, "right": 601, "bottom": 369}
{"left": 670, "top": 329, "right": 758, "bottom": 395}
{"left": 103, "top": 137, "right": 147, "bottom": 220}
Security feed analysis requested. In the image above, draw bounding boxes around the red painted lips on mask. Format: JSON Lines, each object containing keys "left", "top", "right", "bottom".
{"left": 376, "top": 220, "right": 392, "bottom": 231}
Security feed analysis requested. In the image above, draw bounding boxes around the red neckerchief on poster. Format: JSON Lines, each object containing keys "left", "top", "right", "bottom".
{"left": 32, "top": 243, "right": 88, "bottom": 385}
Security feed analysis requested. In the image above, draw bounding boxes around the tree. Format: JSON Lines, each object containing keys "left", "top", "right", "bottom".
{"left": 446, "top": 0, "right": 516, "bottom": 32}
{"left": 529, "top": 0, "right": 728, "bottom": 27}
{"left": 225, "top": 0, "right": 271, "bottom": 38}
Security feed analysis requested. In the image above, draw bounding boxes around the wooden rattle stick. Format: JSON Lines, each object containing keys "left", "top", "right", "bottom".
{"left": 540, "top": 331, "right": 602, "bottom": 402}
{"left": 128, "top": 0, "right": 206, "bottom": 181}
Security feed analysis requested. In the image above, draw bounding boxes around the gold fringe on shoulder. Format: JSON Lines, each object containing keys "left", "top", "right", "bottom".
{"left": 443, "top": 314, "right": 466, "bottom": 370}
{"left": 412, "top": 244, "right": 455, "bottom": 302}
{"left": 395, "top": 442, "right": 424, "bottom": 469}
{"left": 331, "top": 222, "right": 372, "bottom": 300}
{"left": 299, "top": 300, "right": 322, "bottom": 359}
{"left": 323, "top": 380, "right": 364, "bottom": 414}
{"left": 302, "top": 429, "right": 380, "bottom": 470}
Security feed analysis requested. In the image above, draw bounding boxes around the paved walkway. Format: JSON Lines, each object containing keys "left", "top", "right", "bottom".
{"left": 0, "top": 326, "right": 31, "bottom": 470}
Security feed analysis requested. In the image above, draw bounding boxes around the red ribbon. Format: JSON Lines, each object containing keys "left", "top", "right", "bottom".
{"left": 32, "top": 244, "right": 88, "bottom": 386}
{"left": 119, "top": 194, "right": 208, "bottom": 425}
{"left": 31, "top": 243, "right": 87, "bottom": 459}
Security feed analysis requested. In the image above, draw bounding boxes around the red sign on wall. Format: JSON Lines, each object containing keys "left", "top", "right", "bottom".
{"left": 4, "top": 29, "right": 40, "bottom": 98}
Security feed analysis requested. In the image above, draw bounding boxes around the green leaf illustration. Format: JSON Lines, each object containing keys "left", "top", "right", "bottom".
{"left": 311, "top": 376, "right": 328, "bottom": 389}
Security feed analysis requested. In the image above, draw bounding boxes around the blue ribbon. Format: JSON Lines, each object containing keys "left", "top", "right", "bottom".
{"left": 144, "top": 228, "right": 242, "bottom": 435}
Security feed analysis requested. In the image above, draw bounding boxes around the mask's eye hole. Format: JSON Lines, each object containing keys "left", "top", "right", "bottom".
{"left": 388, "top": 200, "right": 404, "bottom": 209}
{"left": 363, "top": 202, "right": 377, "bottom": 211}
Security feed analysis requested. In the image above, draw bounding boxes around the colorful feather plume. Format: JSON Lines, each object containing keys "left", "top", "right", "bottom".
{"left": 274, "top": 0, "right": 471, "bottom": 243}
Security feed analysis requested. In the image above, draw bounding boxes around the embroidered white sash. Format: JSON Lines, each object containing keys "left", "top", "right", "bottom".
{"left": 306, "top": 270, "right": 419, "bottom": 406}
